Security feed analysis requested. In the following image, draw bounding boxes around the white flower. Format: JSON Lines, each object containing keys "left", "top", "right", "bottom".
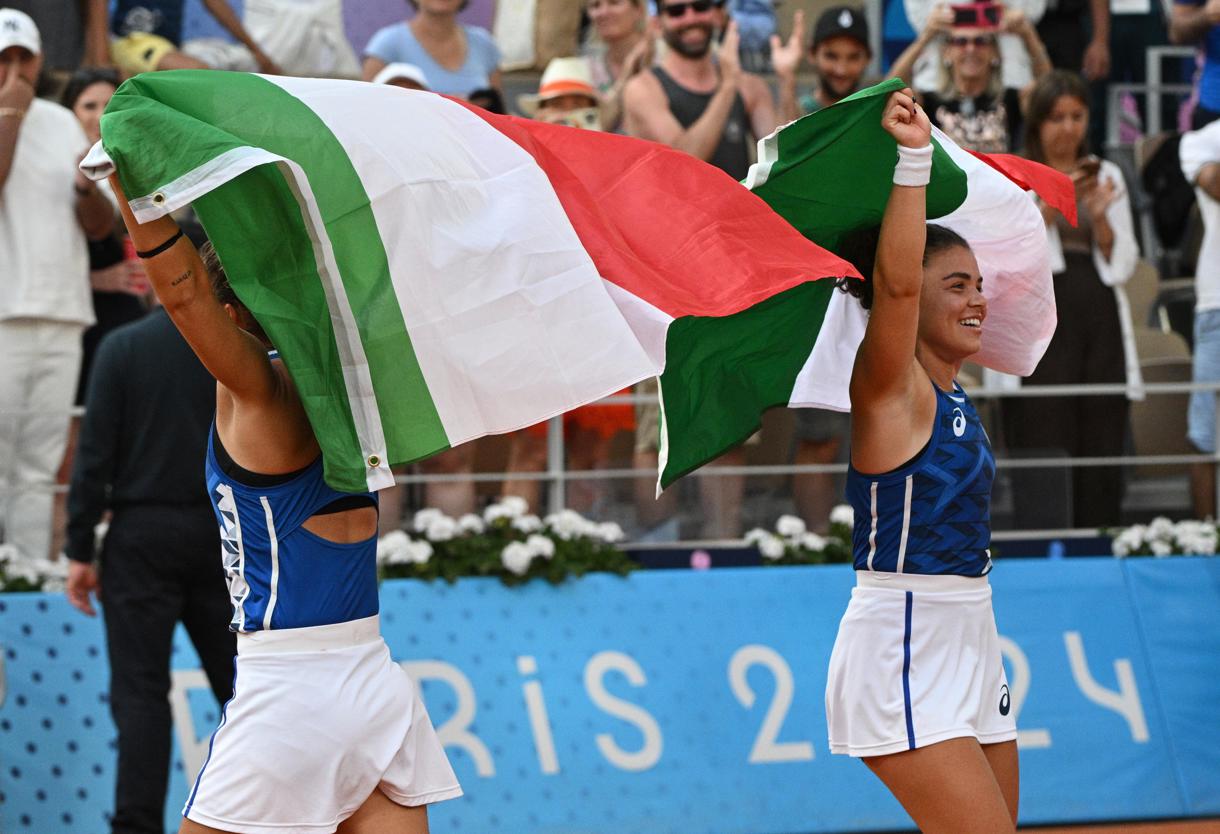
{"left": 1148, "top": 517, "right": 1175, "bottom": 543}
{"left": 412, "top": 508, "right": 446, "bottom": 534}
{"left": 800, "top": 532, "right": 827, "bottom": 552}
{"left": 545, "top": 509, "right": 595, "bottom": 541}
{"left": 483, "top": 503, "right": 513, "bottom": 523}
{"left": 500, "top": 495, "right": 530, "bottom": 518}
{"left": 1151, "top": 539, "right": 1172, "bottom": 557}
{"left": 407, "top": 539, "right": 434, "bottom": 565}
{"left": 757, "top": 535, "right": 785, "bottom": 561}
{"left": 7, "top": 561, "right": 39, "bottom": 585}
{"left": 457, "top": 513, "right": 486, "bottom": 535}
{"left": 743, "top": 528, "right": 770, "bottom": 546}
{"left": 0, "top": 544, "right": 17, "bottom": 565}
{"left": 425, "top": 515, "right": 458, "bottom": 542}
{"left": 1111, "top": 536, "right": 1131, "bottom": 557}
{"left": 525, "top": 534, "right": 556, "bottom": 559}
{"left": 595, "top": 522, "right": 624, "bottom": 543}
{"left": 512, "top": 514, "right": 543, "bottom": 534}
{"left": 829, "top": 504, "right": 855, "bottom": 529}
{"left": 776, "top": 514, "right": 806, "bottom": 538}
{"left": 501, "top": 541, "right": 534, "bottom": 575}
{"left": 377, "top": 530, "right": 411, "bottom": 565}
{"left": 41, "top": 578, "right": 65, "bottom": 594}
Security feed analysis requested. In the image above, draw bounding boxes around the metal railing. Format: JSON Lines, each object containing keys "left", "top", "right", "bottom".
{"left": 5, "top": 379, "right": 1219, "bottom": 533}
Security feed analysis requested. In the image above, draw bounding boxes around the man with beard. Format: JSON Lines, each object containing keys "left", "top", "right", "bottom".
{"left": 773, "top": 6, "right": 872, "bottom": 123}
{"left": 622, "top": 0, "right": 776, "bottom": 181}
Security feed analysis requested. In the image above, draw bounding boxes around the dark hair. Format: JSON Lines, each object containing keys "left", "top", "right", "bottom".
{"left": 1022, "top": 69, "right": 1090, "bottom": 165}
{"left": 836, "top": 223, "right": 971, "bottom": 310}
{"left": 467, "top": 87, "right": 506, "bottom": 115}
{"left": 200, "top": 240, "right": 269, "bottom": 342}
{"left": 60, "top": 66, "right": 120, "bottom": 110}
{"left": 407, "top": 0, "right": 470, "bottom": 10}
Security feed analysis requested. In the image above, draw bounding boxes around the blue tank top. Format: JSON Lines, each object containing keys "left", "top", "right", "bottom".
{"left": 845, "top": 381, "right": 994, "bottom": 576}
{"left": 205, "top": 429, "right": 380, "bottom": 633}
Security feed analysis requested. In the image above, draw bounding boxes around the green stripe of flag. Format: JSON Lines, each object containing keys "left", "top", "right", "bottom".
{"left": 658, "top": 280, "right": 837, "bottom": 488}
{"left": 748, "top": 78, "right": 969, "bottom": 251}
{"left": 105, "top": 72, "right": 450, "bottom": 492}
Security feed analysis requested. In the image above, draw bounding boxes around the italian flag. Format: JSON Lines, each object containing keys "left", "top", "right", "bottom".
{"left": 84, "top": 70, "right": 858, "bottom": 493}
{"left": 748, "top": 77, "right": 1070, "bottom": 398}
{"left": 84, "top": 73, "right": 1066, "bottom": 494}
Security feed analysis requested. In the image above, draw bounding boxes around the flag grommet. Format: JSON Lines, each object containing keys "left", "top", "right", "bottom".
{"left": 152, "top": 192, "right": 166, "bottom": 205}
{"left": 367, "top": 454, "right": 381, "bottom": 467}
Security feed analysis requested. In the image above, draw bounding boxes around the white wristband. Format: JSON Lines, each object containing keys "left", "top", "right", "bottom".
{"left": 893, "top": 143, "right": 933, "bottom": 187}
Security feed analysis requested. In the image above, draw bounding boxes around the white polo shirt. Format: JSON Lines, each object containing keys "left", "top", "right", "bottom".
{"left": 1181, "top": 120, "right": 1220, "bottom": 314}
{"left": 0, "top": 97, "right": 94, "bottom": 326}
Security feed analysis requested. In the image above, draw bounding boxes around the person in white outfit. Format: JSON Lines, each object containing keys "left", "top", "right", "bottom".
{"left": 0, "top": 8, "right": 113, "bottom": 560}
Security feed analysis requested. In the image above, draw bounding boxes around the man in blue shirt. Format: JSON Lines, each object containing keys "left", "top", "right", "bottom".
{"left": 1171, "top": 0, "right": 1220, "bottom": 128}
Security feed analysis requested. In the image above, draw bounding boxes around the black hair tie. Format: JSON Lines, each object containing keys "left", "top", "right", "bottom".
{"left": 135, "top": 229, "right": 184, "bottom": 259}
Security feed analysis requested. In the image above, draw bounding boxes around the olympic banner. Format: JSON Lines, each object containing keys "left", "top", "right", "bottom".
{"left": 1, "top": 559, "right": 1218, "bottom": 833}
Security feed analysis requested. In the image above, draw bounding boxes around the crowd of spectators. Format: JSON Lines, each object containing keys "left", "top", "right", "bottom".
{"left": 2, "top": 0, "right": 1220, "bottom": 561}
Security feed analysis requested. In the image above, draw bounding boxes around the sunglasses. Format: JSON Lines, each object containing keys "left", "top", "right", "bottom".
{"left": 948, "top": 35, "right": 996, "bottom": 48}
{"left": 661, "top": 0, "right": 724, "bottom": 18}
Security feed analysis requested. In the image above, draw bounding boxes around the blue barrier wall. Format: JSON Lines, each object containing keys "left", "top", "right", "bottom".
{"left": 2, "top": 558, "right": 1218, "bottom": 833}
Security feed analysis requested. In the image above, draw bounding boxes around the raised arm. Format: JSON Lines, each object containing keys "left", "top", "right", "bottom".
{"left": 889, "top": 6, "right": 951, "bottom": 86}
{"left": 1170, "top": 0, "right": 1220, "bottom": 44}
{"left": 849, "top": 90, "right": 932, "bottom": 410}
{"left": 107, "top": 175, "right": 278, "bottom": 405}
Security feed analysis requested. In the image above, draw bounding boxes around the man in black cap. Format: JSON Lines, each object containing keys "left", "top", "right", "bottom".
{"left": 773, "top": 5, "right": 872, "bottom": 123}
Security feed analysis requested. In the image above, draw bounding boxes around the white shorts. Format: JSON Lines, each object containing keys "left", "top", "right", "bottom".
{"left": 826, "top": 572, "right": 1017, "bottom": 757}
{"left": 183, "top": 616, "right": 462, "bottom": 834}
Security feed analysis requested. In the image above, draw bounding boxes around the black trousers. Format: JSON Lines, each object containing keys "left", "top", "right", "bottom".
{"left": 99, "top": 505, "right": 236, "bottom": 834}
{"left": 1004, "top": 253, "right": 1130, "bottom": 529}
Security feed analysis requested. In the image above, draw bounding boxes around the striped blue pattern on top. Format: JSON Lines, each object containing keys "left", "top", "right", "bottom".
{"left": 846, "top": 381, "right": 994, "bottom": 576}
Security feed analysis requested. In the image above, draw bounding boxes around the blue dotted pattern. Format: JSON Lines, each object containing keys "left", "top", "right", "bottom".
{"left": 2, "top": 561, "right": 1212, "bottom": 832}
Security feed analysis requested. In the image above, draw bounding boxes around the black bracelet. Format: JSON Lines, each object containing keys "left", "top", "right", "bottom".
{"left": 136, "top": 228, "right": 184, "bottom": 259}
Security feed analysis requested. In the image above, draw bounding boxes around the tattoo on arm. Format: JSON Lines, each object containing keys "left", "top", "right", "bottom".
{"left": 169, "top": 270, "right": 192, "bottom": 287}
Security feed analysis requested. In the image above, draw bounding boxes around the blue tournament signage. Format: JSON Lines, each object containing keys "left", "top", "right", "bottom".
{"left": 2, "top": 558, "right": 1218, "bottom": 832}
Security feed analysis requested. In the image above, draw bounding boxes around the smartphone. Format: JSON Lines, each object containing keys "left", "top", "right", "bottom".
{"left": 951, "top": 2, "right": 1001, "bottom": 26}
{"left": 1077, "top": 156, "right": 1102, "bottom": 178}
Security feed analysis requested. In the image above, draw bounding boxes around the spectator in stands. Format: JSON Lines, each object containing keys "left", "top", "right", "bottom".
{"left": 623, "top": 5, "right": 776, "bottom": 182}
{"left": 584, "top": 0, "right": 654, "bottom": 132}
{"left": 240, "top": 0, "right": 360, "bottom": 78}
{"left": 891, "top": 3, "right": 1052, "bottom": 152}
{"left": 905, "top": 0, "right": 1048, "bottom": 93}
{"left": 1170, "top": 0, "right": 1220, "bottom": 128}
{"left": 6, "top": 0, "right": 109, "bottom": 78}
{"left": 373, "top": 61, "right": 431, "bottom": 90}
{"left": 108, "top": 0, "right": 282, "bottom": 76}
{"left": 362, "top": 0, "right": 502, "bottom": 100}
{"left": 65, "top": 302, "right": 235, "bottom": 834}
{"left": 0, "top": 9, "right": 113, "bottom": 561}
{"left": 61, "top": 68, "right": 149, "bottom": 409}
{"left": 1179, "top": 119, "right": 1220, "bottom": 515}
{"left": 1006, "top": 70, "right": 1141, "bottom": 529}
{"left": 773, "top": 7, "right": 871, "bottom": 140}
{"left": 624, "top": 5, "right": 776, "bottom": 536}
{"left": 469, "top": 86, "right": 507, "bottom": 113}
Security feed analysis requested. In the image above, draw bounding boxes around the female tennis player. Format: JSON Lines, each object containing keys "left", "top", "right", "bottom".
{"left": 107, "top": 173, "right": 462, "bottom": 833}
{"left": 825, "top": 89, "right": 1018, "bottom": 833}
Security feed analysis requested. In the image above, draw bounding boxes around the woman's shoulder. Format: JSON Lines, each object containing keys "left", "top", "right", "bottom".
{"left": 365, "top": 20, "right": 414, "bottom": 55}
{"left": 461, "top": 24, "right": 501, "bottom": 66}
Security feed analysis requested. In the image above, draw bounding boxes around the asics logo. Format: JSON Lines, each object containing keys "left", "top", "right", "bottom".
{"left": 999, "top": 684, "right": 1011, "bottom": 716}
{"left": 952, "top": 407, "right": 966, "bottom": 437}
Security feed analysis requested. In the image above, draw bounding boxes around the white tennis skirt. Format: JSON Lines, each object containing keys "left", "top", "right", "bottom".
{"left": 826, "top": 571, "right": 1017, "bottom": 758}
{"left": 183, "top": 615, "right": 462, "bottom": 834}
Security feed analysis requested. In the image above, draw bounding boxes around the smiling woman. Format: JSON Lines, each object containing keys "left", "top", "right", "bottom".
{"left": 823, "top": 88, "right": 1020, "bottom": 834}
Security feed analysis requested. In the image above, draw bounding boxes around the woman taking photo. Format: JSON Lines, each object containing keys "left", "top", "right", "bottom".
{"left": 890, "top": 3, "right": 1052, "bottom": 152}
{"left": 363, "top": 0, "right": 502, "bottom": 100}
{"left": 105, "top": 173, "right": 463, "bottom": 832}
{"left": 826, "top": 89, "right": 1019, "bottom": 831}
{"left": 1005, "top": 69, "right": 1140, "bottom": 529}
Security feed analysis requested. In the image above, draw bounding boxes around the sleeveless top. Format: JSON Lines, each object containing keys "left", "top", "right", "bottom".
{"left": 650, "top": 66, "right": 752, "bottom": 181}
{"left": 205, "top": 427, "right": 380, "bottom": 633}
{"left": 845, "top": 381, "right": 994, "bottom": 577}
